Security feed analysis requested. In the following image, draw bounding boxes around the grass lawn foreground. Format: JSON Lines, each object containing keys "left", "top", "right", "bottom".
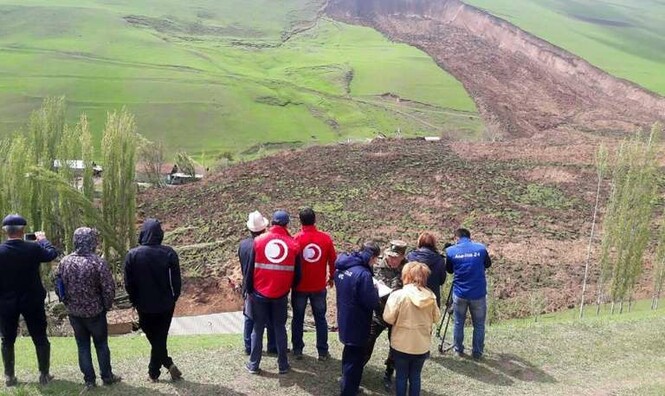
{"left": 2, "top": 306, "right": 664, "bottom": 395}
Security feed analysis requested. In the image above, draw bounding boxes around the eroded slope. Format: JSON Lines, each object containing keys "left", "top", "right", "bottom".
{"left": 327, "top": 0, "right": 665, "bottom": 137}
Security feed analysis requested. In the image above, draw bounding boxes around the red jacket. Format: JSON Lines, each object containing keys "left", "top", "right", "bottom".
{"left": 253, "top": 226, "right": 300, "bottom": 299}
{"left": 294, "top": 225, "right": 337, "bottom": 292}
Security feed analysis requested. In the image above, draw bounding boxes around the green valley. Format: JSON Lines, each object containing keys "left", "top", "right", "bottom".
{"left": 0, "top": 0, "right": 479, "bottom": 160}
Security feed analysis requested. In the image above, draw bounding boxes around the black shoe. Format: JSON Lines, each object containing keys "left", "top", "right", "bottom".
{"left": 102, "top": 374, "right": 122, "bottom": 385}
{"left": 472, "top": 353, "right": 483, "bottom": 361}
{"left": 168, "top": 365, "right": 182, "bottom": 381}
{"left": 148, "top": 375, "right": 159, "bottom": 383}
{"left": 39, "top": 373, "right": 54, "bottom": 386}
{"left": 4, "top": 375, "right": 17, "bottom": 387}
{"left": 81, "top": 381, "right": 96, "bottom": 393}
{"left": 279, "top": 365, "right": 291, "bottom": 375}
{"left": 245, "top": 363, "right": 260, "bottom": 375}
{"left": 293, "top": 350, "right": 303, "bottom": 360}
{"left": 318, "top": 352, "right": 331, "bottom": 362}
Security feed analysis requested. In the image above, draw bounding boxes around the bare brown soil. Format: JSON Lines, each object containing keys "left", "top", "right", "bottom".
{"left": 138, "top": 136, "right": 656, "bottom": 320}
{"left": 326, "top": 0, "right": 665, "bottom": 137}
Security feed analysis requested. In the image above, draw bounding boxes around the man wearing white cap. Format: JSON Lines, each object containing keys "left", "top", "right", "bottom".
{"left": 238, "top": 211, "right": 275, "bottom": 355}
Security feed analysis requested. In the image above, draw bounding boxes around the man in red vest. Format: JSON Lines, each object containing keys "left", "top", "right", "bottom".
{"left": 244, "top": 210, "right": 301, "bottom": 375}
{"left": 291, "top": 207, "right": 337, "bottom": 361}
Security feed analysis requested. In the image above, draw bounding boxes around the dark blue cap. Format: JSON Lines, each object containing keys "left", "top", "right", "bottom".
{"left": 2, "top": 214, "right": 27, "bottom": 227}
{"left": 271, "top": 210, "right": 290, "bottom": 226}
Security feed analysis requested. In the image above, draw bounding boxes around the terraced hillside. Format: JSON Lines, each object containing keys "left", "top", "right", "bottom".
{"left": 0, "top": 0, "right": 479, "bottom": 160}
{"left": 138, "top": 131, "right": 656, "bottom": 319}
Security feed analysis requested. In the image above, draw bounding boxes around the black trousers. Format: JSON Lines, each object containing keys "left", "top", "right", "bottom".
{"left": 0, "top": 302, "right": 50, "bottom": 375}
{"left": 138, "top": 308, "right": 175, "bottom": 379}
{"left": 363, "top": 320, "right": 394, "bottom": 378}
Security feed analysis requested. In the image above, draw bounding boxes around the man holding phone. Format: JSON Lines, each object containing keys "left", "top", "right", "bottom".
{"left": 0, "top": 214, "right": 58, "bottom": 387}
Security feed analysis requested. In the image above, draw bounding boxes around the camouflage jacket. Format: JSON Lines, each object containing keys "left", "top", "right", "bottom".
{"left": 373, "top": 257, "right": 405, "bottom": 290}
{"left": 372, "top": 257, "right": 406, "bottom": 326}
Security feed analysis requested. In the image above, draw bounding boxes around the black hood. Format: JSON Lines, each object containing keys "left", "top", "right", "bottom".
{"left": 139, "top": 218, "right": 164, "bottom": 246}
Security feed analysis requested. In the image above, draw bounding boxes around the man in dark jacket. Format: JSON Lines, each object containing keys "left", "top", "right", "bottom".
{"left": 0, "top": 214, "right": 58, "bottom": 387}
{"left": 445, "top": 228, "right": 491, "bottom": 360}
{"left": 238, "top": 210, "right": 275, "bottom": 355}
{"left": 364, "top": 240, "right": 407, "bottom": 391}
{"left": 335, "top": 241, "right": 380, "bottom": 396}
{"left": 406, "top": 232, "right": 446, "bottom": 307}
{"left": 124, "top": 219, "right": 182, "bottom": 382}
{"left": 244, "top": 210, "right": 301, "bottom": 375}
{"left": 57, "top": 227, "right": 121, "bottom": 390}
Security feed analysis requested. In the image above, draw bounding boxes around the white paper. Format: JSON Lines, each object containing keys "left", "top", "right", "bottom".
{"left": 373, "top": 278, "right": 393, "bottom": 298}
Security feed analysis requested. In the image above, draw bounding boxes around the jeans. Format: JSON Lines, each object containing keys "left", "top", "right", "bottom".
{"left": 69, "top": 313, "right": 113, "bottom": 383}
{"left": 340, "top": 345, "right": 365, "bottom": 396}
{"left": 453, "top": 295, "right": 487, "bottom": 357}
{"left": 291, "top": 289, "right": 328, "bottom": 355}
{"left": 393, "top": 350, "right": 427, "bottom": 396}
{"left": 243, "top": 299, "right": 276, "bottom": 354}
{"left": 248, "top": 295, "right": 289, "bottom": 371}
{"left": 362, "top": 319, "right": 394, "bottom": 378}
{"left": 138, "top": 308, "right": 175, "bottom": 379}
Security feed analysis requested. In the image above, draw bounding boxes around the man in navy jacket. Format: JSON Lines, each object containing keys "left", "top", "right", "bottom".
{"left": 335, "top": 241, "right": 380, "bottom": 396}
{"left": 446, "top": 228, "right": 491, "bottom": 360}
{"left": 0, "top": 214, "right": 58, "bottom": 387}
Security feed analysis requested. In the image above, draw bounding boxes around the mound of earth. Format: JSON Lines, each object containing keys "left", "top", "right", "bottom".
{"left": 138, "top": 133, "right": 655, "bottom": 319}
{"left": 326, "top": 0, "right": 665, "bottom": 137}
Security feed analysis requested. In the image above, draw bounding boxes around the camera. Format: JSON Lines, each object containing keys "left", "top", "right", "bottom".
{"left": 24, "top": 233, "right": 37, "bottom": 241}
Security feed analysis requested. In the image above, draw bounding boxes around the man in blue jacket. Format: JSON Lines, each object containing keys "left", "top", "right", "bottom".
{"left": 445, "top": 228, "right": 491, "bottom": 360}
{"left": 335, "top": 241, "right": 381, "bottom": 396}
{"left": 0, "top": 214, "right": 58, "bottom": 387}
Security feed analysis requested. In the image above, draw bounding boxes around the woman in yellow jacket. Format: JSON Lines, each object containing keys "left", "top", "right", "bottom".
{"left": 383, "top": 262, "right": 441, "bottom": 396}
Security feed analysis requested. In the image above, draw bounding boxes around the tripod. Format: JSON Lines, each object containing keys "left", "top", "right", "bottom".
{"left": 436, "top": 285, "right": 454, "bottom": 354}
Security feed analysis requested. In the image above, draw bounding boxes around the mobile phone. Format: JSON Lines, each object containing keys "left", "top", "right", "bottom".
{"left": 25, "top": 233, "right": 37, "bottom": 241}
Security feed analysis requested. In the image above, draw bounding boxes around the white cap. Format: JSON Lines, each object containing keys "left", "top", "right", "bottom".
{"left": 246, "top": 211, "right": 269, "bottom": 233}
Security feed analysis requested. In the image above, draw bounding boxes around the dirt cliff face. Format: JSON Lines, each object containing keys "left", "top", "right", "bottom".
{"left": 327, "top": 0, "right": 665, "bottom": 137}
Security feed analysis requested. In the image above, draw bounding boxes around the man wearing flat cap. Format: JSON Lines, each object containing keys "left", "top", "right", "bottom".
{"left": 0, "top": 214, "right": 58, "bottom": 387}
{"left": 244, "top": 210, "right": 301, "bottom": 375}
{"left": 363, "top": 239, "right": 408, "bottom": 391}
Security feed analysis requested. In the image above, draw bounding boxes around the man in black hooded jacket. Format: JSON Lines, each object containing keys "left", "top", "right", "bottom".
{"left": 124, "top": 219, "right": 182, "bottom": 382}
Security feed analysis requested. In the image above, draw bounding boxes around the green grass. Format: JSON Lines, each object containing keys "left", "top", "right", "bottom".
{"left": 465, "top": 0, "right": 665, "bottom": 95}
{"left": 3, "top": 306, "right": 664, "bottom": 395}
{"left": 0, "top": 0, "right": 480, "bottom": 161}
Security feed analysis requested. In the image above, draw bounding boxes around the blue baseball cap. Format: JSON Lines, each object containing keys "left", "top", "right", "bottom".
{"left": 2, "top": 214, "right": 27, "bottom": 227}
{"left": 271, "top": 210, "right": 290, "bottom": 226}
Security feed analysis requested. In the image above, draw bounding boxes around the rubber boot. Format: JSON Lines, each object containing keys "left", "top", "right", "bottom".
{"left": 36, "top": 343, "right": 53, "bottom": 385}
{"left": 2, "top": 345, "right": 17, "bottom": 387}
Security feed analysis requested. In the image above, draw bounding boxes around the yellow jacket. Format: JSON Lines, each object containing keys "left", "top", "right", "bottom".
{"left": 383, "top": 284, "right": 441, "bottom": 355}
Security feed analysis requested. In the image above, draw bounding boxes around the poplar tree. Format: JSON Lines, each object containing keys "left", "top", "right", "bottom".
{"left": 579, "top": 145, "right": 607, "bottom": 318}
{"left": 101, "top": 109, "right": 137, "bottom": 273}
{"left": 596, "top": 126, "right": 660, "bottom": 314}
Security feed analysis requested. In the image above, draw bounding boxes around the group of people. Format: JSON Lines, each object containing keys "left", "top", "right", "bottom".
{"left": 239, "top": 208, "right": 491, "bottom": 396}
{"left": 0, "top": 207, "right": 491, "bottom": 396}
{"left": 0, "top": 214, "right": 183, "bottom": 392}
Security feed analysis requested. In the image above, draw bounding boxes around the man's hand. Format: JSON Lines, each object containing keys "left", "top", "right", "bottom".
{"left": 35, "top": 231, "right": 46, "bottom": 241}
{"left": 327, "top": 279, "right": 335, "bottom": 288}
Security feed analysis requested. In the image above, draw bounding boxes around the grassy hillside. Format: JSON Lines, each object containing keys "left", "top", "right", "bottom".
{"left": 0, "top": 0, "right": 479, "bottom": 160}
{"left": 3, "top": 307, "right": 664, "bottom": 395}
{"left": 464, "top": 0, "right": 665, "bottom": 95}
